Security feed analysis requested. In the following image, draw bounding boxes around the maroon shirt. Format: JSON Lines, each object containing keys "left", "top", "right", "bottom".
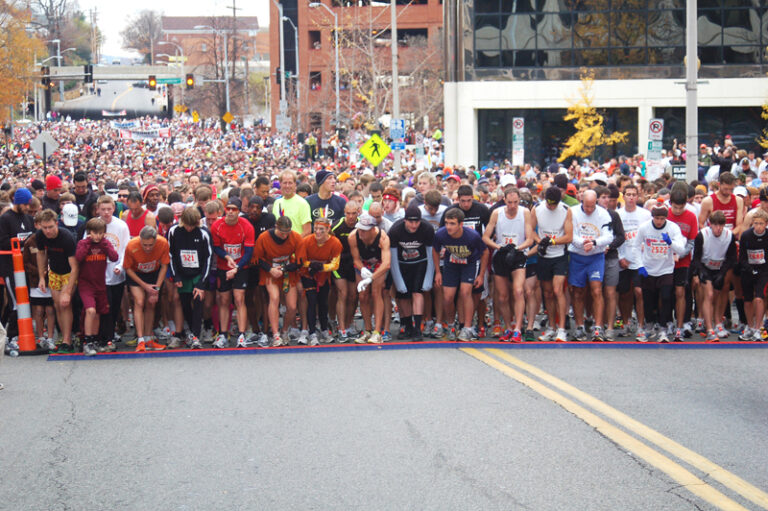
{"left": 75, "top": 238, "right": 118, "bottom": 290}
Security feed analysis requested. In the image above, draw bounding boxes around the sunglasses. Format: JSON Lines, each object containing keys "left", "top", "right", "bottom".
{"left": 225, "top": 206, "right": 239, "bottom": 211}
{"left": 117, "top": 194, "right": 128, "bottom": 199}
{"left": 546, "top": 199, "right": 558, "bottom": 205}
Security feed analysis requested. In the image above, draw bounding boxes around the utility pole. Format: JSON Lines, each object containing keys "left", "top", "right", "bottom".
{"left": 685, "top": 0, "right": 698, "bottom": 182}
{"left": 227, "top": 0, "right": 242, "bottom": 80}
{"left": 390, "top": 0, "right": 401, "bottom": 173}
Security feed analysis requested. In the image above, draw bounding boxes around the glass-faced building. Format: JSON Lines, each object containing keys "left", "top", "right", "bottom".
{"left": 443, "top": 0, "right": 767, "bottom": 167}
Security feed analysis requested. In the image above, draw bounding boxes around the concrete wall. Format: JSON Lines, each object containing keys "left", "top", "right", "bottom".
{"left": 444, "top": 77, "right": 768, "bottom": 167}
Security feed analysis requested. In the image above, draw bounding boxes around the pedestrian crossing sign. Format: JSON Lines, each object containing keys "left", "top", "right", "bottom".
{"left": 359, "top": 134, "right": 390, "bottom": 167}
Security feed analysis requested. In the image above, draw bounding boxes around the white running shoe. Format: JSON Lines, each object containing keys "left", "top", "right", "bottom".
{"left": 555, "top": 328, "right": 568, "bottom": 343}
{"left": 538, "top": 328, "right": 556, "bottom": 342}
{"left": 715, "top": 323, "right": 729, "bottom": 339}
{"left": 213, "top": 334, "right": 228, "bottom": 349}
{"left": 236, "top": 333, "right": 247, "bottom": 348}
{"left": 296, "top": 330, "right": 309, "bottom": 345}
{"left": 309, "top": 332, "right": 319, "bottom": 346}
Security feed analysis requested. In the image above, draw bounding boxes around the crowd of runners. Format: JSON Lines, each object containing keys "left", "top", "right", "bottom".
{"left": 2, "top": 117, "right": 768, "bottom": 356}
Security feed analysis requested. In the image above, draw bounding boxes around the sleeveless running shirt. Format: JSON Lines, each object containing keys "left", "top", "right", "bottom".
{"left": 534, "top": 202, "right": 568, "bottom": 258}
{"left": 710, "top": 193, "right": 738, "bottom": 231}
{"left": 125, "top": 209, "right": 149, "bottom": 237}
{"left": 700, "top": 227, "right": 733, "bottom": 270}
{"left": 494, "top": 207, "right": 526, "bottom": 250}
{"left": 356, "top": 229, "right": 382, "bottom": 267}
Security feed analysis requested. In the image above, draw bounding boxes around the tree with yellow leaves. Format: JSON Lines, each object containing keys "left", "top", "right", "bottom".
{"left": 0, "top": 3, "right": 44, "bottom": 123}
{"left": 756, "top": 101, "right": 768, "bottom": 150}
{"left": 558, "top": 69, "right": 628, "bottom": 162}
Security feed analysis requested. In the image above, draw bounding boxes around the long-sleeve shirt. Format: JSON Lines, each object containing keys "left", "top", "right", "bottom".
{"left": 569, "top": 205, "right": 614, "bottom": 257}
{"left": 618, "top": 207, "right": 652, "bottom": 269}
{"left": 635, "top": 219, "right": 687, "bottom": 277}
{"left": 101, "top": 217, "right": 130, "bottom": 286}
{"left": 168, "top": 224, "right": 214, "bottom": 289}
{"left": 738, "top": 227, "right": 768, "bottom": 273}
{"left": 76, "top": 238, "right": 119, "bottom": 290}
{"left": 605, "top": 208, "right": 625, "bottom": 260}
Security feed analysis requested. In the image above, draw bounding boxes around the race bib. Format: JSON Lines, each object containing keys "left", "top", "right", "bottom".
{"left": 705, "top": 259, "right": 723, "bottom": 270}
{"left": 649, "top": 241, "right": 669, "bottom": 258}
{"left": 449, "top": 253, "right": 468, "bottom": 265}
{"left": 748, "top": 249, "right": 766, "bottom": 265}
{"left": 502, "top": 234, "right": 518, "bottom": 246}
{"left": 403, "top": 249, "right": 420, "bottom": 260}
{"left": 180, "top": 250, "right": 199, "bottom": 268}
{"left": 625, "top": 230, "right": 638, "bottom": 241}
{"left": 272, "top": 255, "right": 289, "bottom": 268}
{"left": 464, "top": 220, "right": 477, "bottom": 231}
{"left": 223, "top": 243, "right": 242, "bottom": 260}
{"left": 17, "top": 231, "right": 32, "bottom": 241}
{"left": 137, "top": 261, "right": 157, "bottom": 273}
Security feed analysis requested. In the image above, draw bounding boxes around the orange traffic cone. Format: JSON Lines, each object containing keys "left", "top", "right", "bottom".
{"left": 11, "top": 238, "right": 35, "bottom": 352}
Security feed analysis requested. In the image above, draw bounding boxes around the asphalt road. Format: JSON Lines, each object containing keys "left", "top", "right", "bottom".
{"left": 1, "top": 346, "right": 766, "bottom": 510}
{"left": 57, "top": 80, "right": 165, "bottom": 118}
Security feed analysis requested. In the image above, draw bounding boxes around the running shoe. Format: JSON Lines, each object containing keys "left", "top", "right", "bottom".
{"left": 555, "top": 328, "right": 568, "bottom": 343}
{"left": 509, "top": 330, "right": 522, "bottom": 343}
{"left": 673, "top": 328, "right": 683, "bottom": 342}
{"left": 705, "top": 330, "right": 719, "bottom": 343}
{"left": 445, "top": 327, "right": 457, "bottom": 341}
{"left": 636, "top": 329, "right": 648, "bottom": 343}
{"left": 38, "top": 337, "right": 56, "bottom": 351}
{"left": 423, "top": 320, "right": 434, "bottom": 337}
{"left": 397, "top": 326, "right": 413, "bottom": 340}
{"left": 272, "top": 333, "right": 285, "bottom": 347}
{"left": 682, "top": 322, "right": 694, "bottom": 338}
{"left": 500, "top": 329, "right": 513, "bottom": 341}
{"left": 368, "top": 331, "right": 383, "bottom": 344}
{"left": 146, "top": 338, "right": 166, "bottom": 351}
{"left": 236, "top": 333, "right": 247, "bottom": 348}
{"left": 188, "top": 334, "right": 202, "bottom": 349}
{"left": 167, "top": 336, "right": 183, "bottom": 349}
{"left": 98, "top": 341, "right": 116, "bottom": 353}
{"left": 381, "top": 331, "right": 392, "bottom": 342}
{"left": 657, "top": 331, "right": 669, "bottom": 343}
{"left": 538, "top": 328, "right": 556, "bottom": 342}
{"left": 457, "top": 327, "right": 473, "bottom": 342}
{"left": 124, "top": 338, "right": 138, "bottom": 347}
{"left": 753, "top": 329, "right": 764, "bottom": 342}
{"left": 695, "top": 318, "right": 706, "bottom": 333}
{"left": 354, "top": 331, "right": 371, "bottom": 344}
{"left": 337, "top": 330, "right": 349, "bottom": 343}
{"left": 213, "top": 334, "right": 228, "bottom": 349}
{"left": 309, "top": 332, "right": 320, "bottom": 346}
{"left": 592, "top": 327, "right": 605, "bottom": 342}
{"left": 604, "top": 328, "right": 615, "bottom": 342}
{"left": 83, "top": 342, "right": 97, "bottom": 357}
{"left": 478, "top": 325, "right": 486, "bottom": 338}
{"left": 55, "top": 342, "right": 75, "bottom": 354}
{"left": 432, "top": 323, "right": 445, "bottom": 339}
{"left": 296, "top": 330, "right": 309, "bottom": 345}
{"left": 491, "top": 323, "right": 502, "bottom": 338}
{"left": 738, "top": 326, "right": 754, "bottom": 341}
{"left": 715, "top": 324, "right": 729, "bottom": 339}
{"left": 287, "top": 327, "right": 302, "bottom": 341}
{"left": 613, "top": 319, "right": 624, "bottom": 330}
{"left": 524, "top": 329, "right": 535, "bottom": 342}
{"left": 135, "top": 340, "right": 146, "bottom": 352}
{"left": 761, "top": 328, "right": 768, "bottom": 341}
{"left": 573, "top": 326, "right": 588, "bottom": 342}
{"left": 154, "top": 326, "right": 172, "bottom": 339}
{"left": 256, "top": 333, "right": 271, "bottom": 347}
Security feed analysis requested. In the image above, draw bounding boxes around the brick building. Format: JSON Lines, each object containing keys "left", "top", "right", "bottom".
{"left": 270, "top": 0, "right": 443, "bottom": 134}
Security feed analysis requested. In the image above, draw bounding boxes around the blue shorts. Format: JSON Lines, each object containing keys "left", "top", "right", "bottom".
{"left": 568, "top": 252, "right": 605, "bottom": 287}
{"left": 442, "top": 260, "right": 480, "bottom": 288}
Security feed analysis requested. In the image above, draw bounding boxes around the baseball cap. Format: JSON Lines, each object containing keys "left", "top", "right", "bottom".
{"left": 355, "top": 214, "right": 378, "bottom": 231}
{"left": 446, "top": 174, "right": 460, "bottom": 182}
{"left": 61, "top": 203, "right": 79, "bottom": 227}
{"left": 226, "top": 197, "right": 242, "bottom": 211}
{"left": 13, "top": 187, "right": 32, "bottom": 205}
{"left": 499, "top": 174, "right": 516, "bottom": 188}
{"left": 46, "top": 174, "right": 62, "bottom": 191}
{"left": 734, "top": 186, "right": 748, "bottom": 197}
{"left": 587, "top": 172, "right": 608, "bottom": 185}
{"left": 404, "top": 203, "right": 422, "bottom": 221}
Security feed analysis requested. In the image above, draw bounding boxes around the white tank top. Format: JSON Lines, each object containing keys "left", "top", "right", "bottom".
{"left": 494, "top": 207, "right": 526, "bottom": 248}
{"left": 700, "top": 227, "right": 733, "bottom": 270}
{"left": 535, "top": 202, "right": 568, "bottom": 258}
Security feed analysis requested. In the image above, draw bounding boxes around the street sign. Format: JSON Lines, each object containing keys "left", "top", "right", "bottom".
{"left": 512, "top": 117, "right": 524, "bottom": 166}
{"left": 359, "top": 134, "right": 391, "bottom": 167}
{"left": 192, "top": 110, "right": 200, "bottom": 123}
{"left": 157, "top": 78, "right": 182, "bottom": 85}
{"left": 390, "top": 118, "right": 405, "bottom": 141}
{"left": 222, "top": 112, "right": 234, "bottom": 124}
{"left": 671, "top": 164, "right": 686, "bottom": 180}
{"left": 648, "top": 118, "right": 664, "bottom": 161}
{"left": 30, "top": 131, "right": 59, "bottom": 159}
{"left": 391, "top": 142, "right": 406, "bottom": 151}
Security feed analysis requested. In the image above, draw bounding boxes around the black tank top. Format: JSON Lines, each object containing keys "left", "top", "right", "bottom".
{"left": 356, "top": 229, "right": 381, "bottom": 265}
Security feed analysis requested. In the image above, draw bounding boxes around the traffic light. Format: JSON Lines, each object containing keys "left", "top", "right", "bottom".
{"left": 41, "top": 66, "right": 50, "bottom": 86}
{"left": 83, "top": 64, "right": 93, "bottom": 83}
{"left": 185, "top": 73, "right": 194, "bottom": 90}
{"left": 148, "top": 75, "right": 157, "bottom": 90}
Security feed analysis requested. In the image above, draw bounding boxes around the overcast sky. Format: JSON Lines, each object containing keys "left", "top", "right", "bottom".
{"left": 76, "top": 0, "right": 269, "bottom": 57}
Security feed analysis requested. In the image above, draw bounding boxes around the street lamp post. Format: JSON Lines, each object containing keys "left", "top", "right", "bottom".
{"left": 309, "top": 2, "right": 339, "bottom": 128}
{"left": 47, "top": 39, "right": 63, "bottom": 100}
{"left": 158, "top": 41, "right": 185, "bottom": 107}
{"left": 282, "top": 15, "right": 300, "bottom": 127}
{"left": 194, "top": 26, "right": 230, "bottom": 115}
{"left": 271, "top": 0, "right": 287, "bottom": 127}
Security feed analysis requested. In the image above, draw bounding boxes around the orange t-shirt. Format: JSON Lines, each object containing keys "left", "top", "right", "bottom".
{"left": 124, "top": 236, "right": 170, "bottom": 274}
{"left": 297, "top": 234, "right": 342, "bottom": 286}
{"left": 253, "top": 230, "right": 303, "bottom": 286}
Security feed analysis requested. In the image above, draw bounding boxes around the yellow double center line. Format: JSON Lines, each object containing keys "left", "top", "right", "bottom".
{"left": 462, "top": 348, "right": 768, "bottom": 511}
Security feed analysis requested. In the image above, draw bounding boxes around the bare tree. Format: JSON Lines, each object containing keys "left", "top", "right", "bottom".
{"left": 120, "top": 10, "right": 162, "bottom": 63}
{"left": 28, "top": 0, "right": 74, "bottom": 41}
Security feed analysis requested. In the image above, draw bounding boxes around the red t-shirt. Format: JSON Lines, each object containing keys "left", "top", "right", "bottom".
{"left": 710, "top": 193, "right": 739, "bottom": 232}
{"left": 668, "top": 208, "right": 698, "bottom": 268}
{"left": 210, "top": 216, "right": 256, "bottom": 270}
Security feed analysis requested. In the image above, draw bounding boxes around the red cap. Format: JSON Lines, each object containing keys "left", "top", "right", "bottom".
{"left": 45, "top": 174, "right": 62, "bottom": 191}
